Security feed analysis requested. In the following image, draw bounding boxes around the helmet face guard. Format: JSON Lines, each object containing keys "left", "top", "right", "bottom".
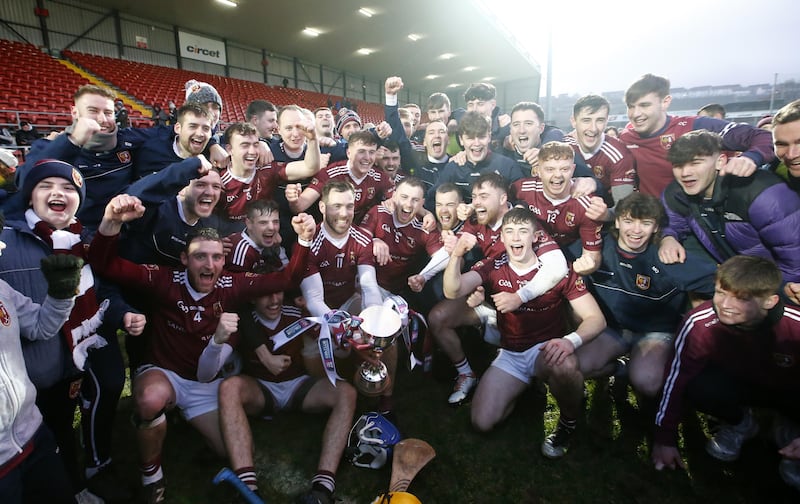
{"left": 345, "top": 412, "right": 401, "bottom": 468}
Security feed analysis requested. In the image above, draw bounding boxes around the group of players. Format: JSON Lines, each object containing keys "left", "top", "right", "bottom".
{"left": 2, "top": 70, "right": 800, "bottom": 504}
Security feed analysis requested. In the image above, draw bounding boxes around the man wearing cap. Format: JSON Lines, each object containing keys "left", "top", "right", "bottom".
{"left": 335, "top": 110, "right": 362, "bottom": 142}
{"left": 185, "top": 79, "right": 223, "bottom": 132}
{"left": 0, "top": 159, "right": 143, "bottom": 502}
{"left": 114, "top": 100, "right": 130, "bottom": 129}
{"left": 14, "top": 121, "right": 42, "bottom": 147}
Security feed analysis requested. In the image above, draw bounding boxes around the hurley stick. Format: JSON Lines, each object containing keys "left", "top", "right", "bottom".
{"left": 388, "top": 438, "right": 436, "bottom": 493}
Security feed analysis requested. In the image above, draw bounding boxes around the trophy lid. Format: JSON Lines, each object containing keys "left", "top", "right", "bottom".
{"left": 359, "top": 305, "right": 402, "bottom": 338}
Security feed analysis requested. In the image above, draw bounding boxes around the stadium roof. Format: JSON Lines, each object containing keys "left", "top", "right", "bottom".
{"left": 81, "top": 0, "right": 541, "bottom": 94}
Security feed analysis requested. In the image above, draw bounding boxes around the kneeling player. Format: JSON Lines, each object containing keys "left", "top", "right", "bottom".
{"left": 443, "top": 208, "right": 606, "bottom": 458}
{"left": 576, "top": 193, "right": 715, "bottom": 397}
{"left": 200, "top": 290, "right": 357, "bottom": 504}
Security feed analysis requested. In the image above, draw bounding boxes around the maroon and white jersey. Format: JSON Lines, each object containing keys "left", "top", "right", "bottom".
{"left": 219, "top": 164, "right": 287, "bottom": 221}
{"left": 655, "top": 301, "right": 800, "bottom": 445}
{"left": 88, "top": 232, "right": 308, "bottom": 380}
{"left": 563, "top": 135, "right": 636, "bottom": 189}
{"left": 461, "top": 217, "right": 561, "bottom": 260}
{"left": 305, "top": 224, "right": 375, "bottom": 309}
{"left": 473, "top": 256, "right": 589, "bottom": 351}
{"left": 225, "top": 231, "right": 288, "bottom": 273}
{"left": 509, "top": 178, "right": 603, "bottom": 251}
{"left": 308, "top": 161, "right": 394, "bottom": 224}
{"left": 239, "top": 305, "right": 310, "bottom": 382}
{"left": 360, "top": 205, "right": 443, "bottom": 293}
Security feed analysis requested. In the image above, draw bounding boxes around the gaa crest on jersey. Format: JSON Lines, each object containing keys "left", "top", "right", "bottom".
{"left": 406, "top": 235, "right": 416, "bottom": 247}
{"left": 659, "top": 134, "right": 675, "bottom": 150}
{"left": 117, "top": 150, "right": 131, "bottom": 163}
{"left": 593, "top": 165, "right": 605, "bottom": 179}
{"left": 213, "top": 301, "right": 223, "bottom": 318}
{"left": 367, "top": 187, "right": 375, "bottom": 200}
{"left": 565, "top": 212, "right": 576, "bottom": 227}
{"left": 575, "top": 276, "right": 586, "bottom": 291}
{"left": 0, "top": 301, "right": 10, "bottom": 326}
{"left": 773, "top": 353, "right": 795, "bottom": 368}
{"left": 635, "top": 274, "right": 651, "bottom": 290}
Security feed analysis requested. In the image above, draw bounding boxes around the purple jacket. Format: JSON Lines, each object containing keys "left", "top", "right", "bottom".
{"left": 662, "top": 170, "right": 800, "bottom": 283}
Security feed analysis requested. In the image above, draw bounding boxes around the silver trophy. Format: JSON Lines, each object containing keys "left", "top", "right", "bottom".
{"left": 352, "top": 305, "right": 402, "bottom": 396}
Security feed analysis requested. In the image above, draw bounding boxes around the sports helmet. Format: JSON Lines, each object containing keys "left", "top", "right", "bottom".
{"left": 345, "top": 412, "right": 401, "bottom": 469}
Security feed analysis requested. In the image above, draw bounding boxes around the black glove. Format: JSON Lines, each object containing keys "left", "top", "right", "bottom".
{"left": 41, "top": 255, "right": 84, "bottom": 299}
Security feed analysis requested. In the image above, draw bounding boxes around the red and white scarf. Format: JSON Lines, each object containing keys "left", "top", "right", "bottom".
{"left": 26, "top": 209, "right": 107, "bottom": 370}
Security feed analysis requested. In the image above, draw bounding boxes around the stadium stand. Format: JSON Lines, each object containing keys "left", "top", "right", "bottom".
{"left": 0, "top": 39, "right": 90, "bottom": 130}
{"left": 63, "top": 49, "right": 384, "bottom": 125}
{"left": 0, "top": 39, "right": 386, "bottom": 136}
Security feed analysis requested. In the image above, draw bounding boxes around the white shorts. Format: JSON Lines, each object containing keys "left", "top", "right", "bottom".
{"left": 256, "top": 375, "right": 311, "bottom": 412}
{"left": 136, "top": 365, "right": 221, "bottom": 421}
{"left": 490, "top": 342, "right": 547, "bottom": 385}
{"left": 473, "top": 302, "right": 500, "bottom": 346}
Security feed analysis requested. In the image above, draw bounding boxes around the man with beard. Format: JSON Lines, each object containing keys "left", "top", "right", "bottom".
{"left": 89, "top": 194, "right": 316, "bottom": 504}
{"left": 376, "top": 141, "right": 403, "bottom": 185}
{"left": 131, "top": 102, "right": 228, "bottom": 179}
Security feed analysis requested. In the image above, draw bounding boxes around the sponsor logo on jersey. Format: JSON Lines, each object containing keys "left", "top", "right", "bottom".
{"left": 660, "top": 134, "right": 675, "bottom": 150}
{"left": 636, "top": 274, "right": 651, "bottom": 290}
{"left": 117, "top": 150, "right": 131, "bottom": 163}
{"left": 0, "top": 301, "right": 9, "bottom": 326}
{"left": 774, "top": 353, "right": 795, "bottom": 368}
{"left": 723, "top": 212, "right": 744, "bottom": 221}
